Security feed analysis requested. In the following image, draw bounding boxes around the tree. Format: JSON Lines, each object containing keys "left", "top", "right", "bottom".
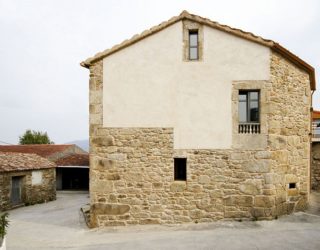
{"left": 19, "top": 130, "right": 54, "bottom": 145}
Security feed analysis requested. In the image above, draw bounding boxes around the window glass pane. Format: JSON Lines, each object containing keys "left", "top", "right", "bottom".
{"left": 250, "top": 92, "right": 258, "bottom": 100}
{"left": 239, "top": 101, "right": 247, "bottom": 122}
{"left": 249, "top": 101, "right": 259, "bottom": 122}
{"left": 189, "top": 47, "right": 198, "bottom": 60}
{"left": 189, "top": 33, "right": 198, "bottom": 46}
{"left": 239, "top": 94, "right": 247, "bottom": 101}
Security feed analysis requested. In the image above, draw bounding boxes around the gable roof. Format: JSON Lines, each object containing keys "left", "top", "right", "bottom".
{"left": 0, "top": 144, "right": 87, "bottom": 160}
{"left": 0, "top": 152, "right": 56, "bottom": 173}
{"left": 81, "top": 10, "right": 316, "bottom": 90}
{"left": 54, "top": 153, "right": 89, "bottom": 166}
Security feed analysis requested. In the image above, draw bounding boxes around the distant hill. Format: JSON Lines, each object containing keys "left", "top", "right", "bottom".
{"left": 66, "top": 139, "right": 89, "bottom": 152}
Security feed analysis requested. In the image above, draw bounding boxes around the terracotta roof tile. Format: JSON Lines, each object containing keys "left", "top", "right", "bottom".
{"left": 313, "top": 110, "right": 320, "bottom": 119}
{"left": 0, "top": 144, "right": 84, "bottom": 158}
{"left": 0, "top": 152, "right": 56, "bottom": 172}
{"left": 54, "top": 154, "right": 89, "bottom": 166}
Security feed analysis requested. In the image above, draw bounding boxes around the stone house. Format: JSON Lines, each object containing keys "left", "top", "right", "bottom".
{"left": 81, "top": 11, "right": 316, "bottom": 227}
{"left": 0, "top": 152, "right": 56, "bottom": 211}
{"left": 0, "top": 144, "right": 89, "bottom": 191}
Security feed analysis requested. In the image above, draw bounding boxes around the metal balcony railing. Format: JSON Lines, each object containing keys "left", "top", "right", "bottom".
{"left": 238, "top": 123, "right": 260, "bottom": 134}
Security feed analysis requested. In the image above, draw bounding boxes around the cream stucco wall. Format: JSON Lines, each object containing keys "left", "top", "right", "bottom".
{"left": 103, "top": 21, "right": 270, "bottom": 149}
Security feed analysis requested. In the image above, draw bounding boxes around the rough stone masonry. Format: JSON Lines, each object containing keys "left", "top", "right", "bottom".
{"left": 86, "top": 49, "right": 311, "bottom": 227}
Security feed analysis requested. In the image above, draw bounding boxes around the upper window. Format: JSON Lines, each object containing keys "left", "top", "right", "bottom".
{"left": 189, "top": 30, "right": 198, "bottom": 60}
{"left": 238, "top": 90, "right": 260, "bottom": 133}
{"left": 239, "top": 90, "right": 259, "bottom": 123}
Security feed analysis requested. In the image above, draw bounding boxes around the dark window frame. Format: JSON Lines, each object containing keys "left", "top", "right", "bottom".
{"left": 189, "top": 30, "right": 199, "bottom": 60}
{"left": 174, "top": 158, "right": 187, "bottom": 181}
{"left": 238, "top": 90, "right": 260, "bottom": 123}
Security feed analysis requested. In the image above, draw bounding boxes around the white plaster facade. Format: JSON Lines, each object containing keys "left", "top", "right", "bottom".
{"left": 103, "top": 21, "right": 270, "bottom": 149}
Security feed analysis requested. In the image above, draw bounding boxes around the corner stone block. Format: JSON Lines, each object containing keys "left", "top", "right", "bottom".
{"left": 225, "top": 195, "right": 253, "bottom": 207}
{"left": 93, "top": 157, "right": 115, "bottom": 171}
{"left": 254, "top": 195, "right": 275, "bottom": 208}
{"left": 91, "top": 180, "right": 113, "bottom": 193}
{"left": 91, "top": 136, "right": 115, "bottom": 147}
{"left": 295, "top": 196, "right": 308, "bottom": 211}
{"left": 92, "top": 203, "right": 130, "bottom": 215}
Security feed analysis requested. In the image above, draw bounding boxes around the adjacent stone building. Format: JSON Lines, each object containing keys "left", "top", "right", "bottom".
{"left": 81, "top": 11, "right": 316, "bottom": 227}
{"left": 0, "top": 152, "right": 56, "bottom": 211}
{"left": 0, "top": 144, "right": 89, "bottom": 191}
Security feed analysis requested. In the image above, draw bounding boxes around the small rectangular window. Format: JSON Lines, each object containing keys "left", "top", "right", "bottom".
{"left": 289, "top": 183, "right": 296, "bottom": 189}
{"left": 189, "top": 30, "right": 198, "bottom": 60}
{"left": 174, "top": 158, "right": 187, "bottom": 181}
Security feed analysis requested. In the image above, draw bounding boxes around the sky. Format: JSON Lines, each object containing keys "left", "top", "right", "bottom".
{"left": 0, "top": 0, "right": 319, "bottom": 144}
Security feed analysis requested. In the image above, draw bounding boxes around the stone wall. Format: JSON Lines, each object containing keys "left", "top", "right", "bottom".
{"left": 268, "top": 52, "right": 311, "bottom": 214}
{"left": 0, "top": 168, "right": 56, "bottom": 211}
{"left": 91, "top": 128, "right": 277, "bottom": 227}
{"left": 88, "top": 50, "right": 311, "bottom": 227}
{"left": 311, "top": 142, "right": 320, "bottom": 190}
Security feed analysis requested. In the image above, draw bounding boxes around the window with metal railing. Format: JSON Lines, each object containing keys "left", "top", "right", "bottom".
{"left": 238, "top": 90, "right": 260, "bottom": 134}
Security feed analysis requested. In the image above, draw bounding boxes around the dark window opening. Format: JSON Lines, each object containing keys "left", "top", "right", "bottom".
{"left": 189, "top": 30, "right": 198, "bottom": 60}
{"left": 174, "top": 158, "right": 187, "bottom": 181}
{"left": 289, "top": 183, "right": 296, "bottom": 189}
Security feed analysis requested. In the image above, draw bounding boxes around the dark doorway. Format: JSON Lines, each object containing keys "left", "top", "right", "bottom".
{"left": 56, "top": 167, "right": 89, "bottom": 190}
{"left": 11, "top": 176, "right": 23, "bottom": 205}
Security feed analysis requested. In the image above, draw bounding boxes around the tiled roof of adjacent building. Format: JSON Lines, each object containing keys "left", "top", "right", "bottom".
{"left": 0, "top": 152, "right": 56, "bottom": 172}
{"left": 55, "top": 154, "right": 89, "bottom": 166}
{"left": 0, "top": 144, "right": 87, "bottom": 159}
{"left": 81, "top": 10, "right": 315, "bottom": 90}
{"left": 313, "top": 110, "right": 320, "bottom": 120}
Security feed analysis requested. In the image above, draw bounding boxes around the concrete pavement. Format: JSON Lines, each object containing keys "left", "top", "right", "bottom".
{"left": 7, "top": 191, "right": 320, "bottom": 250}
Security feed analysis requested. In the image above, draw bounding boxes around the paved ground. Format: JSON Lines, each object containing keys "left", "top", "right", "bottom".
{"left": 7, "top": 191, "right": 320, "bottom": 250}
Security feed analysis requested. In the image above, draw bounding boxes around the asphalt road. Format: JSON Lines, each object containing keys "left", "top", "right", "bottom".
{"left": 7, "top": 191, "right": 320, "bottom": 250}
